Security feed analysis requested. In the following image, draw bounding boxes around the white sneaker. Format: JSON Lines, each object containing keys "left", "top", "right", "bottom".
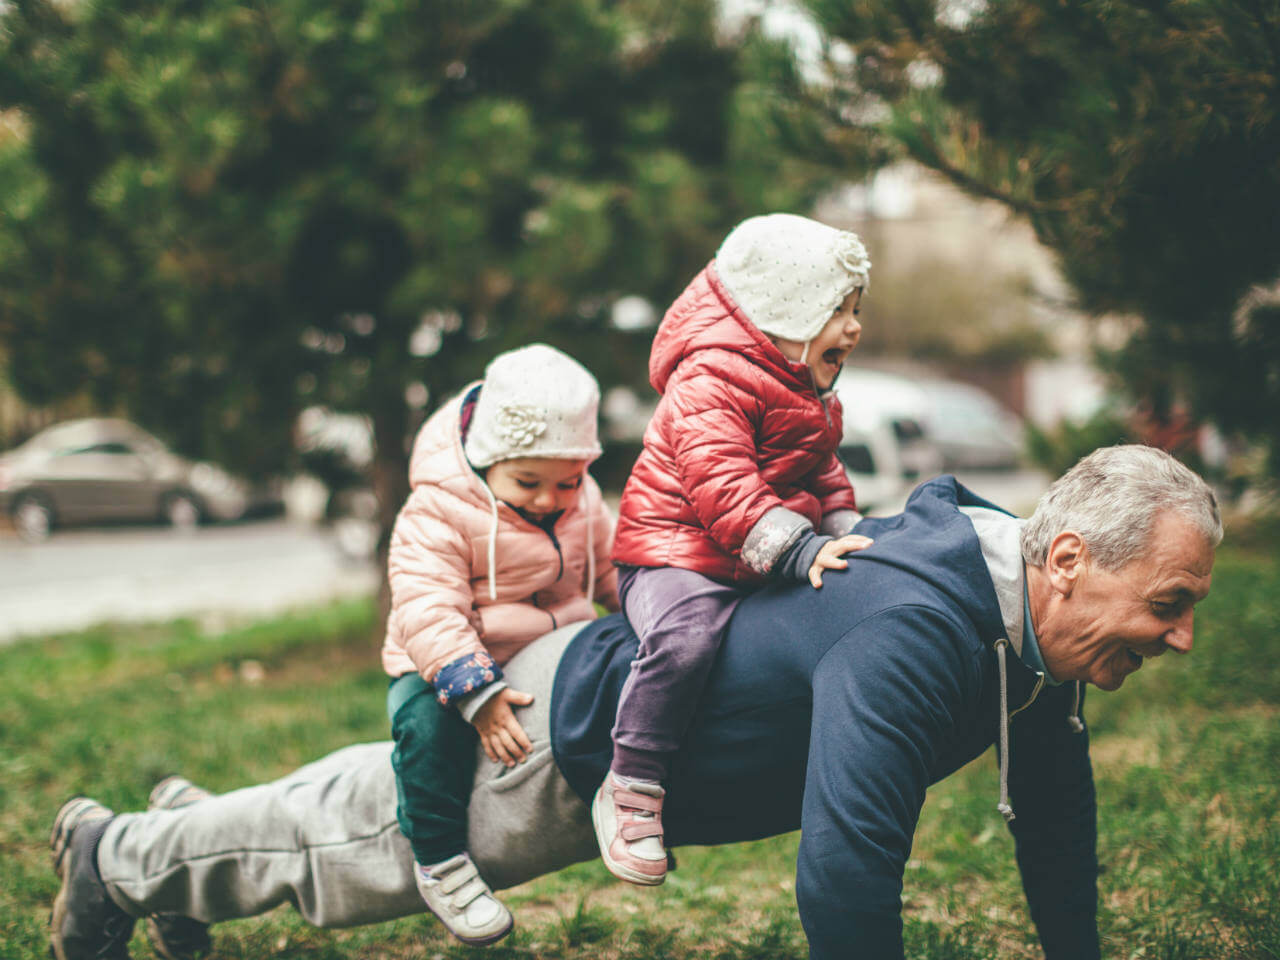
{"left": 415, "top": 854, "right": 513, "bottom": 945}
{"left": 591, "top": 773, "right": 668, "bottom": 885}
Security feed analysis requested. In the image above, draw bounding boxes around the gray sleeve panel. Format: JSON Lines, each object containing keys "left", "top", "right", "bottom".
{"left": 819, "top": 509, "right": 862, "bottom": 537}
{"left": 456, "top": 680, "right": 508, "bottom": 724}
{"left": 741, "top": 506, "right": 812, "bottom": 575}
{"left": 467, "top": 620, "right": 599, "bottom": 890}
{"left": 97, "top": 622, "right": 596, "bottom": 927}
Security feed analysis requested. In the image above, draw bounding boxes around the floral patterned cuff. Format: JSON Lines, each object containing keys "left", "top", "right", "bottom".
{"left": 433, "top": 651, "right": 504, "bottom": 707}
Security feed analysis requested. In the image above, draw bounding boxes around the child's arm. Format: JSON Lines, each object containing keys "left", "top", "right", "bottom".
{"left": 667, "top": 372, "right": 799, "bottom": 573}
{"left": 389, "top": 489, "right": 537, "bottom": 766}
{"left": 387, "top": 489, "right": 500, "bottom": 701}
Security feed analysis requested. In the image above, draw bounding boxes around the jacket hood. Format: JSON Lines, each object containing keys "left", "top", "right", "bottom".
{"left": 648, "top": 263, "right": 818, "bottom": 397}
{"left": 408, "top": 385, "right": 493, "bottom": 507}
{"left": 853, "top": 476, "right": 1011, "bottom": 647}
{"left": 408, "top": 387, "right": 598, "bottom": 604}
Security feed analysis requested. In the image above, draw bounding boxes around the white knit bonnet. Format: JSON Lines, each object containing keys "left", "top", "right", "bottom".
{"left": 463, "top": 344, "right": 603, "bottom": 468}
{"left": 715, "top": 213, "right": 872, "bottom": 344}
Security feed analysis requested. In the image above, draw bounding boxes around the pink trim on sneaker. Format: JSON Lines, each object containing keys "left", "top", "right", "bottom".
{"left": 591, "top": 773, "right": 668, "bottom": 885}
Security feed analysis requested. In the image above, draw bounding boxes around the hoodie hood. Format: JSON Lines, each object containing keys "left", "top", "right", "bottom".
{"left": 648, "top": 263, "right": 818, "bottom": 398}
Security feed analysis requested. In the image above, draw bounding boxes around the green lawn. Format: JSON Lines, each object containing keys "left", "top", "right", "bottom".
{"left": 2, "top": 527, "right": 1278, "bottom": 959}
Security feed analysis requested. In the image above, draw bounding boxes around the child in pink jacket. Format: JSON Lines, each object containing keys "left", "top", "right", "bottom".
{"left": 382, "top": 344, "right": 618, "bottom": 946}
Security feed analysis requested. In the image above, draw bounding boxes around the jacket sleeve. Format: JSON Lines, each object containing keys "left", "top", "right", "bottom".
{"left": 666, "top": 371, "right": 786, "bottom": 558}
{"left": 1006, "top": 684, "right": 1100, "bottom": 960}
{"left": 809, "top": 448, "right": 858, "bottom": 517}
{"left": 797, "top": 605, "right": 979, "bottom": 960}
{"left": 586, "top": 479, "right": 620, "bottom": 612}
{"left": 386, "top": 487, "right": 488, "bottom": 684}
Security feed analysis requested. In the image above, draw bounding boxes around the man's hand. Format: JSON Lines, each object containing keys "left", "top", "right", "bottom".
{"left": 808, "top": 534, "right": 874, "bottom": 588}
{"left": 471, "top": 688, "right": 535, "bottom": 767}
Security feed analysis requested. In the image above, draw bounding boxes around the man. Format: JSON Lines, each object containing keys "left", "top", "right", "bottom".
{"left": 49, "top": 445, "right": 1219, "bottom": 960}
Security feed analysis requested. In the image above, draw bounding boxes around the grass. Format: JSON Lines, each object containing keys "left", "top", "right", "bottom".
{"left": 2, "top": 528, "right": 1278, "bottom": 959}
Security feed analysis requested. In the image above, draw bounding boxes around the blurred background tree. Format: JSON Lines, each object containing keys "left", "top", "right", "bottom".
{"left": 787, "top": 0, "right": 1280, "bottom": 472}
{"left": 0, "top": 0, "right": 850, "bottom": 544}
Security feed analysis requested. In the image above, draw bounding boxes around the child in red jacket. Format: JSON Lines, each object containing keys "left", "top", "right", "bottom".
{"left": 595, "top": 213, "right": 874, "bottom": 884}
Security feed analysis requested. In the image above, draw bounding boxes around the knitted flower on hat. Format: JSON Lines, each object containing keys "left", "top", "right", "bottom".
{"left": 463, "top": 344, "right": 603, "bottom": 468}
{"left": 715, "top": 213, "right": 871, "bottom": 344}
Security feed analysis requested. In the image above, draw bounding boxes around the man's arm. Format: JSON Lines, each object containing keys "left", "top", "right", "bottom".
{"left": 1006, "top": 683, "right": 1100, "bottom": 960}
{"left": 797, "top": 605, "right": 981, "bottom": 960}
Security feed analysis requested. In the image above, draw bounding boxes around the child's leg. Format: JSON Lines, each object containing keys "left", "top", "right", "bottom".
{"left": 387, "top": 674, "right": 477, "bottom": 865}
{"left": 611, "top": 567, "right": 746, "bottom": 782}
{"left": 593, "top": 567, "right": 745, "bottom": 885}
{"left": 387, "top": 673, "right": 512, "bottom": 944}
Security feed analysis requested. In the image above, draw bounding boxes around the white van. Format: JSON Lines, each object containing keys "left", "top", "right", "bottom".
{"left": 833, "top": 369, "right": 944, "bottom": 513}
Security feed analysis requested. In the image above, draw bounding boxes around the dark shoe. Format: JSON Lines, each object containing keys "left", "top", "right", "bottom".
{"left": 49, "top": 797, "right": 136, "bottom": 960}
{"left": 144, "top": 777, "right": 213, "bottom": 960}
{"left": 147, "top": 776, "right": 211, "bottom": 813}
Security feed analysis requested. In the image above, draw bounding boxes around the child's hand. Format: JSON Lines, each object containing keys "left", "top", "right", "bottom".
{"left": 471, "top": 688, "right": 535, "bottom": 767}
{"left": 808, "top": 534, "right": 874, "bottom": 588}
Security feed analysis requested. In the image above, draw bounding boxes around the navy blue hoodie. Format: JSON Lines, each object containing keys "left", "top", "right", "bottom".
{"left": 552, "top": 477, "right": 1099, "bottom": 959}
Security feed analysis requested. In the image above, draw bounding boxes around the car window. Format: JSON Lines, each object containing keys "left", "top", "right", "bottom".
{"left": 62, "top": 442, "right": 137, "bottom": 456}
{"left": 840, "top": 444, "right": 876, "bottom": 474}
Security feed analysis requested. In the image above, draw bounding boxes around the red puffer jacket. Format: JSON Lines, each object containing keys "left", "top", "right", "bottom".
{"left": 612, "top": 263, "right": 857, "bottom": 583}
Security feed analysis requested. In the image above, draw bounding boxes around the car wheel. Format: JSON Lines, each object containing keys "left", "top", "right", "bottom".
{"left": 11, "top": 493, "right": 54, "bottom": 543}
{"left": 162, "top": 492, "right": 202, "bottom": 531}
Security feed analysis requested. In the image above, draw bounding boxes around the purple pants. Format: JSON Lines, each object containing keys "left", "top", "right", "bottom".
{"left": 610, "top": 566, "right": 749, "bottom": 782}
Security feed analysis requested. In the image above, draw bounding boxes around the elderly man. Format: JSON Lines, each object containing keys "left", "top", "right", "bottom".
{"left": 50, "top": 445, "right": 1219, "bottom": 960}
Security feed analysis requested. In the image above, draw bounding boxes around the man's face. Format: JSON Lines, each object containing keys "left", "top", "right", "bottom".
{"left": 1039, "top": 512, "right": 1215, "bottom": 691}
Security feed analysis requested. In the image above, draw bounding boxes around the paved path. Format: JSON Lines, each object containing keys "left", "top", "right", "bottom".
{"left": 0, "top": 519, "right": 379, "bottom": 645}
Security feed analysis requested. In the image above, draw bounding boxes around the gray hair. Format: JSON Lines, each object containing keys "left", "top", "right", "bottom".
{"left": 1020, "top": 445, "right": 1222, "bottom": 570}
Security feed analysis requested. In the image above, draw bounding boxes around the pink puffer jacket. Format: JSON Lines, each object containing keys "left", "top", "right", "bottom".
{"left": 381, "top": 387, "right": 619, "bottom": 682}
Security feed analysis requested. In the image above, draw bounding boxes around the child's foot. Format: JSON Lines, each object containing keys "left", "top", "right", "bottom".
{"left": 415, "top": 854, "right": 513, "bottom": 945}
{"left": 591, "top": 773, "right": 667, "bottom": 885}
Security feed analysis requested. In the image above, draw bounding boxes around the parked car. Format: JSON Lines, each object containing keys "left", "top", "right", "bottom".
{"left": 0, "top": 418, "right": 271, "bottom": 542}
{"left": 915, "top": 379, "right": 1025, "bottom": 470}
{"left": 833, "top": 369, "right": 945, "bottom": 511}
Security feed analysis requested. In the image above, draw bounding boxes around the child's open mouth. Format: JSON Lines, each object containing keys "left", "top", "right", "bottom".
{"left": 820, "top": 348, "right": 846, "bottom": 372}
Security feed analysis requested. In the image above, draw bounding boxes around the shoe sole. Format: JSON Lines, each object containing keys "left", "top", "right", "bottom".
{"left": 148, "top": 776, "right": 212, "bottom": 811}
{"left": 422, "top": 902, "right": 514, "bottom": 947}
{"left": 590, "top": 789, "right": 666, "bottom": 886}
{"left": 50, "top": 798, "right": 110, "bottom": 878}
{"left": 49, "top": 797, "right": 112, "bottom": 960}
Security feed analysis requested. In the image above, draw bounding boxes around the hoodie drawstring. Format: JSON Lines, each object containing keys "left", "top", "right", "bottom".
{"left": 994, "top": 638, "right": 1016, "bottom": 824}
{"left": 1068, "top": 681, "right": 1085, "bottom": 733}
{"left": 584, "top": 485, "right": 596, "bottom": 608}
{"left": 480, "top": 481, "right": 500, "bottom": 602}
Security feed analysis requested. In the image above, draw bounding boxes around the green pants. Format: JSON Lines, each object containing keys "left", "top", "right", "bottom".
{"left": 387, "top": 673, "right": 478, "bottom": 865}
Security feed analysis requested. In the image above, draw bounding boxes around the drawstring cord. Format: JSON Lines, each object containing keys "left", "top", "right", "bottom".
{"left": 994, "top": 638, "right": 1016, "bottom": 823}
{"left": 584, "top": 482, "right": 596, "bottom": 607}
{"left": 1068, "top": 681, "right": 1085, "bottom": 733}
{"left": 479, "top": 480, "right": 500, "bottom": 601}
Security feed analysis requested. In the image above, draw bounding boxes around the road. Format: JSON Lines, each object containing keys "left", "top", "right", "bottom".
{"left": 0, "top": 519, "right": 379, "bottom": 646}
{"left": 0, "top": 469, "right": 1051, "bottom": 647}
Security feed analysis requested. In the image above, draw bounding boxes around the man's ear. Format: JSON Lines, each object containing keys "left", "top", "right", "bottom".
{"left": 1045, "top": 531, "right": 1087, "bottom": 597}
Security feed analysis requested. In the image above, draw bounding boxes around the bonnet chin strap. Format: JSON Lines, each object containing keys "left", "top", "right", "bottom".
{"left": 799, "top": 340, "right": 811, "bottom": 364}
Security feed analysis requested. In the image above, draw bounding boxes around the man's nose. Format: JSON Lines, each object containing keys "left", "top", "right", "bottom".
{"left": 1164, "top": 609, "right": 1195, "bottom": 654}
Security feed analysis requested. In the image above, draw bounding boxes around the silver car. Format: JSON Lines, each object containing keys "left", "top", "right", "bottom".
{"left": 0, "top": 419, "right": 260, "bottom": 542}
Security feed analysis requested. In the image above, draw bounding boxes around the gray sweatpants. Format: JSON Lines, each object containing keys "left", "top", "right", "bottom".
{"left": 97, "top": 624, "right": 599, "bottom": 928}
